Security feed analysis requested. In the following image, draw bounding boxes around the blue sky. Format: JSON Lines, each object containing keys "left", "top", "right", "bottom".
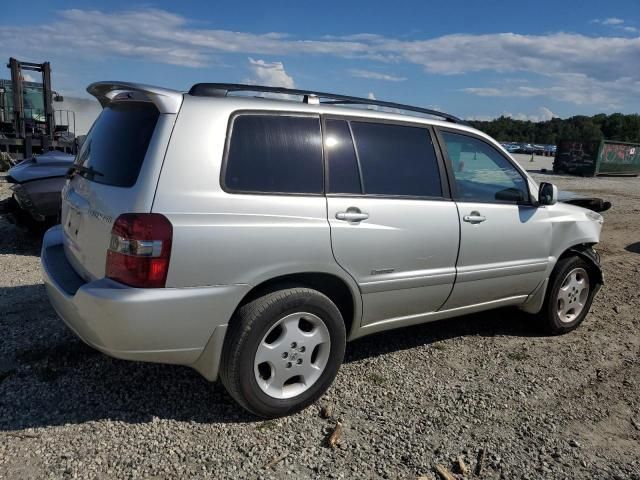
{"left": 1, "top": 0, "right": 639, "bottom": 122}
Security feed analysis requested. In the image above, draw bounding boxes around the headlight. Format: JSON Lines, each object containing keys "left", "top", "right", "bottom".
{"left": 585, "top": 211, "right": 603, "bottom": 223}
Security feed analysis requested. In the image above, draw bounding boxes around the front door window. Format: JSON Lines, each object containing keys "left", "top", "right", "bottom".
{"left": 441, "top": 131, "right": 529, "bottom": 204}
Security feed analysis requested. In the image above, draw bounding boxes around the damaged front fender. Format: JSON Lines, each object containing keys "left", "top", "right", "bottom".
{"left": 566, "top": 245, "right": 604, "bottom": 287}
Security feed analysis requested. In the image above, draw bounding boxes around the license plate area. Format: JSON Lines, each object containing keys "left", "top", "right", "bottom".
{"left": 65, "top": 207, "right": 83, "bottom": 239}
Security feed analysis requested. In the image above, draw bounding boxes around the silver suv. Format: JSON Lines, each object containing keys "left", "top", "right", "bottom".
{"left": 41, "top": 82, "right": 603, "bottom": 417}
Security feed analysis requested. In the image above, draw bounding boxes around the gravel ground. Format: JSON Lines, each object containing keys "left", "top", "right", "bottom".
{"left": 1, "top": 168, "right": 639, "bottom": 480}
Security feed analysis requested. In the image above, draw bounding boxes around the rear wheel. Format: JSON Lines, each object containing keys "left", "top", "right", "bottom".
{"left": 220, "top": 288, "right": 346, "bottom": 418}
{"left": 540, "top": 256, "right": 596, "bottom": 334}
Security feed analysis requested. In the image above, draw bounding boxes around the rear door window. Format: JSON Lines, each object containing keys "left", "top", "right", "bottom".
{"left": 75, "top": 102, "right": 159, "bottom": 187}
{"left": 325, "top": 119, "right": 362, "bottom": 194}
{"left": 224, "top": 114, "right": 323, "bottom": 194}
{"left": 350, "top": 121, "right": 442, "bottom": 197}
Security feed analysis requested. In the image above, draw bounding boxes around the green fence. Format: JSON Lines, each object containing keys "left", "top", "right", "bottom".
{"left": 554, "top": 139, "right": 640, "bottom": 176}
{"left": 597, "top": 141, "right": 640, "bottom": 175}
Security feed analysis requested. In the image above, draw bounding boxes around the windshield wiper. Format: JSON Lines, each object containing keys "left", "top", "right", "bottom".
{"left": 66, "top": 164, "right": 105, "bottom": 180}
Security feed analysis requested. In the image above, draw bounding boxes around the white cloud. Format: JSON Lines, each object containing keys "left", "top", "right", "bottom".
{"left": 246, "top": 58, "right": 294, "bottom": 88}
{"left": 58, "top": 96, "right": 101, "bottom": 135}
{"left": 389, "top": 32, "right": 640, "bottom": 82}
{"left": 349, "top": 69, "right": 406, "bottom": 81}
{"left": 591, "top": 17, "right": 638, "bottom": 34}
{"left": 463, "top": 87, "right": 510, "bottom": 97}
{"left": 591, "top": 18, "right": 625, "bottom": 25}
{"left": 463, "top": 73, "right": 640, "bottom": 109}
{"left": 364, "top": 92, "right": 382, "bottom": 111}
{"left": 2, "top": 8, "right": 638, "bottom": 80}
{"left": 468, "top": 107, "right": 559, "bottom": 123}
{"left": 22, "top": 73, "right": 36, "bottom": 82}
{"left": 538, "top": 106, "right": 556, "bottom": 121}
{"left": 506, "top": 107, "right": 556, "bottom": 122}
{"left": 464, "top": 114, "right": 495, "bottom": 121}
{"left": 1, "top": 8, "right": 639, "bottom": 107}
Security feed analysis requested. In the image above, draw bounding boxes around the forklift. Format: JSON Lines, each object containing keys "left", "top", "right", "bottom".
{"left": 0, "top": 57, "right": 77, "bottom": 165}
{"left": 1, "top": 58, "right": 78, "bottom": 230}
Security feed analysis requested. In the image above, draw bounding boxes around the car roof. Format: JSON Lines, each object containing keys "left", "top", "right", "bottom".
{"left": 87, "top": 80, "right": 502, "bottom": 147}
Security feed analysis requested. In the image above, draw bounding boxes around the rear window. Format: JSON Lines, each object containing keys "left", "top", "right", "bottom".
{"left": 74, "top": 102, "right": 159, "bottom": 187}
{"left": 224, "top": 114, "right": 323, "bottom": 194}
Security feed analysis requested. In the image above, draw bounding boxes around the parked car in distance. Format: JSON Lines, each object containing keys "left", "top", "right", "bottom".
{"left": 41, "top": 82, "right": 604, "bottom": 418}
{"left": 518, "top": 143, "right": 535, "bottom": 154}
{"left": 4, "top": 150, "right": 75, "bottom": 230}
{"left": 500, "top": 142, "right": 520, "bottom": 153}
{"left": 532, "top": 144, "right": 545, "bottom": 155}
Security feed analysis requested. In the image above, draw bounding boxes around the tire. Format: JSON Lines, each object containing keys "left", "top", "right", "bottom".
{"left": 539, "top": 256, "right": 596, "bottom": 335}
{"left": 220, "top": 288, "right": 346, "bottom": 418}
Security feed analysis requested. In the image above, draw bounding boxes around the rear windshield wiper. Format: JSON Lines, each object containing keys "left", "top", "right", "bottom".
{"left": 66, "top": 164, "right": 105, "bottom": 180}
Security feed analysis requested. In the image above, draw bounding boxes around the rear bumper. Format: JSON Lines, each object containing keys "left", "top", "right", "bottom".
{"left": 41, "top": 225, "right": 250, "bottom": 380}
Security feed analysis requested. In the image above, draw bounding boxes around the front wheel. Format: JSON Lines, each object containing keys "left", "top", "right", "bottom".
{"left": 540, "top": 256, "right": 597, "bottom": 334}
{"left": 220, "top": 288, "right": 346, "bottom": 418}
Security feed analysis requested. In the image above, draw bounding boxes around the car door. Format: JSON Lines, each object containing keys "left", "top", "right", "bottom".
{"left": 437, "top": 129, "right": 551, "bottom": 309}
{"left": 324, "top": 118, "right": 460, "bottom": 327}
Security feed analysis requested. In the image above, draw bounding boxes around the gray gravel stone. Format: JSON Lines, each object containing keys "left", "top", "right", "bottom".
{"left": 1, "top": 171, "right": 639, "bottom": 479}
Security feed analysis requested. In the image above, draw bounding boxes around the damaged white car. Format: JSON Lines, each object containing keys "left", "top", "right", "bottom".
{"left": 41, "top": 82, "right": 604, "bottom": 417}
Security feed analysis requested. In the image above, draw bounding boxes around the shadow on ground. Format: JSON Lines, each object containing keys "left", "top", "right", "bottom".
{"left": 625, "top": 241, "right": 640, "bottom": 254}
{"left": 345, "top": 306, "right": 540, "bottom": 364}
{"left": 0, "top": 216, "right": 43, "bottom": 257}
{"left": 0, "top": 282, "right": 543, "bottom": 431}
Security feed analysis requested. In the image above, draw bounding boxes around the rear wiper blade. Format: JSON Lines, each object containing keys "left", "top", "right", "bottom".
{"left": 66, "top": 164, "right": 105, "bottom": 180}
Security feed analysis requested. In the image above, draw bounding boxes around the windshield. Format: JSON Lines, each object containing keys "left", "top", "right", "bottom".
{"left": 23, "top": 84, "right": 45, "bottom": 121}
{"left": 0, "top": 81, "right": 46, "bottom": 122}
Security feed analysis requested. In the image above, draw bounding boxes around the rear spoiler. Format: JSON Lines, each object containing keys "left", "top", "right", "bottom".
{"left": 87, "top": 82, "right": 183, "bottom": 114}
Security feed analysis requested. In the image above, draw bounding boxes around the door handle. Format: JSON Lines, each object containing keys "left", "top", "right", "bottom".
{"left": 463, "top": 211, "right": 486, "bottom": 223}
{"left": 336, "top": 208, "right": 369, "bottom": 223}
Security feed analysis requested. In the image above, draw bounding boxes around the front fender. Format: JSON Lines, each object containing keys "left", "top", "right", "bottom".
{"left": 521, "top": 203, "right": 604, "bottom": 314}
{"left": 520, "top": 244, "right": 603, "bottom": 314}
{"left": 546, "top": 202, "right": 603, "bottom": 276}
{"left": 567, "top": 245, "right": 603, "bottom": 287}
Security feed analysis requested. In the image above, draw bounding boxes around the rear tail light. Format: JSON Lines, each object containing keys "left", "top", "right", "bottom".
{"left": 106, "top": 213, "right": 173, "bottom": 288}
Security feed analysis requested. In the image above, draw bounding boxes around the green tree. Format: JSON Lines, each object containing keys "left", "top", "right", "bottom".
{"left": 467, "top": 113, "right": 640, "bottom": 144}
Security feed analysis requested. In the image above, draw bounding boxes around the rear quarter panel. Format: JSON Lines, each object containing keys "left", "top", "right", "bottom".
{"left": 62, "top": 113, "right": 177, "bottom": 281}
{"left": 152, "top": 97, "right": 356, "bottom": 293}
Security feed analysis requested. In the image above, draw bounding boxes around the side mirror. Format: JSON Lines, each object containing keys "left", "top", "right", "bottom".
{"left": 54, "top": 95, "right": 64, "bottom": 102}
{"left": 538, "top": 182, "right": 558, "bottom": 206}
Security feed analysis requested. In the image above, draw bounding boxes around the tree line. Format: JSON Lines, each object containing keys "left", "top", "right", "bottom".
{"left": 467, "top": 113, "right": 640, "bottom": 145}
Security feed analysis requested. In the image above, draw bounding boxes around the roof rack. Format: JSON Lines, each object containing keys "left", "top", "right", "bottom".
{"left": 188, "top": 83, "right": 466, "bottom": 125}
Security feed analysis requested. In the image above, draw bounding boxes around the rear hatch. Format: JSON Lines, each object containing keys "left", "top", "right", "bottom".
{"left": 61, "top": 83, "right": 182, "bottom": 281}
